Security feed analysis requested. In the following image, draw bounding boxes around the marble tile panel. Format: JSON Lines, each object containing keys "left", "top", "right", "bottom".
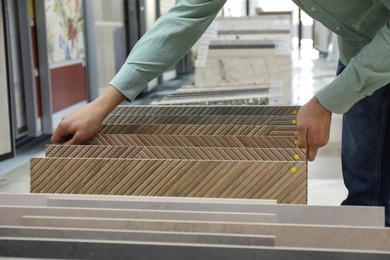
{"left": 195, "top": 57, "right": 291, "bottom": 90}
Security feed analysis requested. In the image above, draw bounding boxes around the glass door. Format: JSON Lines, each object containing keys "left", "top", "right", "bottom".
{"left": 0, "top": 0, "right": 15, "bottom": 160}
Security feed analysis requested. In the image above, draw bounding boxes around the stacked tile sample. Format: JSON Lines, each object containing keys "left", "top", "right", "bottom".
{"left": 1, "top": 194, "right": 389, "bottom": 259}
{"left": 30, "top": 105, "right": 306, "bottom": 204}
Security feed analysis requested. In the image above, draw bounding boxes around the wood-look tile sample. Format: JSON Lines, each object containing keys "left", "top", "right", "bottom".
{"left": 45, "top": 145, "right": 305, "bottom": 161}
{"left": 99, "top": 124, "right": 296, "bottom": 136}
{"left": 86, "top": 134, "right": 297, "bottom": 148}
{"left": 102, "top": 115, "right": 296, "bottom": 126}
{"left": 30, "top": 158, "right": 307, "bottom": 204}
{"left": 109, "top": 105, "right": 300, "bottom": 116}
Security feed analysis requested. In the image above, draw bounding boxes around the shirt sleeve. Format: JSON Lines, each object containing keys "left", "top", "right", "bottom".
{"left": 316, "top": 20, "right": 390, "bottom": 114}
{"left": 110, "top": 0, "right": 226, "bottom": 101}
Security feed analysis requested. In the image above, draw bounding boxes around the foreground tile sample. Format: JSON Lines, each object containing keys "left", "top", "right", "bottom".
{"left": 30, "top": 158, "right": 306, "bottom": 204}
{"left": 0, "top": 206, "right": 277, "bottom": 225}
{"left": 45, "top": 145, "right": 305, "bottom": 161}
{"left": 23, "top": 216, "right": 390, "bottom": 253}
{"left": 0, "top": 227, "right": 276, "bottom": 247}
{"left": 3, "top": 238, "right": 389, "bottom": 260}
{"left": 0, "top": 193, "right": 384, "bottom": 227}
{"left": 21, "top": 216, "right": 390, "bottom": 252}
{"left": 86, "top": 134, "right": 297, "bottom": 148}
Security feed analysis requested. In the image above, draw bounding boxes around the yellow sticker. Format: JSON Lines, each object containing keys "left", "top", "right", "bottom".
{"left": 292, "top": 109, "right": 298, "bottom": 115}
{"left": 293, "top": 154, "right": 300, "bottom": 160}
{"left": 291, "top": 167, "right": 297, "bottom": 173}
{"left": 291, "top": 119, "right": 297, "bottom": 125}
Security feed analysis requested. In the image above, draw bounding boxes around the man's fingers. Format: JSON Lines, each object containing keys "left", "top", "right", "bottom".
{"left": 307, "top": 146, "right": 318, "bottom": 161}
{"left": 63, "top": 132, "right": 84, "bottom": 145}
{"left": 51, "top": 127, "right": 73, "bottom": 144}
{"left": 297, "top": 125, "right": 308, "bottom": 149}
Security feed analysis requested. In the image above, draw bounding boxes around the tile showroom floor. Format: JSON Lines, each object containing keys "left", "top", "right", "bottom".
{"left": 0, "top": 48, "right": 348, "bottom": 205}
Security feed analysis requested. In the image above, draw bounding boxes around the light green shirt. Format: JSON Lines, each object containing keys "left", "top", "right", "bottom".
{"left": 110, "top": 0, "right": 390, "bottom": 114}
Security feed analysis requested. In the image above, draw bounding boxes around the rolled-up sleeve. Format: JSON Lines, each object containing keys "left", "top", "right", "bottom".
{"left": 110, "top": 0, "right": 226, "bottom": 101}
{"left": 316, "top": 21, "right": 390, "bottom": 114}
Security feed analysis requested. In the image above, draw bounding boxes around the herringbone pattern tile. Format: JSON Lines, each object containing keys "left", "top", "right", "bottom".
{"left": 87, "top": 134, "right": 297, "bottom": 148}
{"left": 30, "top": 158, "right": 306, "bottom": 204}
{"left": 45, "top": 145, "right": 305, "bottom": 161}
{"left": 99, "top": 124, "right": 296, "bottom": 136}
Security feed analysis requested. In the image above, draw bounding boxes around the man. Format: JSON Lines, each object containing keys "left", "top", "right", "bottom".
{"left": 51, "top": 0, "right": 390, "bottom": 226}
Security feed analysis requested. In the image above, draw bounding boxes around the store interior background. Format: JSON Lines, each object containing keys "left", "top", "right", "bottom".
{"left": 0, "top": 0, "right": 347, "bottom": 204}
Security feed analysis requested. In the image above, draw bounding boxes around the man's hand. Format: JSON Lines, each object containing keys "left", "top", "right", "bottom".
{"left": 51, "top": 85, "right": 126, "bottom": 145}
{"left": 297, "top": 96, "right": 332, "bottom": 161}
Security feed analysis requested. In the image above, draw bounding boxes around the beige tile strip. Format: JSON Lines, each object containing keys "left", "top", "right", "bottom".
{"left": 99, "top": 124, "right": 296, "bottom": 136}
{"left": 20, "top": 216, "right": 390, "bottom": 252}
{"left": 45, "top": 145, "right": 306, "bottom": 161}
{"left": 86, "top": 134, "right": 297, "bottom": 148}
{"left": 30, "top": 158, "right": 307, "bottom": 204}
{"left": 0, "top": 206, "right": 277, "bottom": 225}
{"left": 110, "top": 105, "right": 300, "bottom": 116}
{"left": 0, "top": 194, "right": 384, "bottom": 227}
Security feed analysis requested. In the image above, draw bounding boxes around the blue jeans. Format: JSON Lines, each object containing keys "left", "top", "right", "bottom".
{"left": 338, "top": 61, "right": 390, "bottom": 226}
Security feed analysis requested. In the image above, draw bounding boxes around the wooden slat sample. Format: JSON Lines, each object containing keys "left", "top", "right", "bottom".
{"left": 103, "top": 115, "right": 296, "bottom": 126}
{"left": 86, "top": 134, "right": 297, "bottom": 148}
{"left": 110, "top": 105, "right": 300, "bottom": 116}
{"left": 30, "top": 158, "right": 307, "bottom": 204}
{"left": 45, "top": 145, "right": 306, "bottom": 161}
{"left": 99, "top": 124, "right": 296, "bottom": 136}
